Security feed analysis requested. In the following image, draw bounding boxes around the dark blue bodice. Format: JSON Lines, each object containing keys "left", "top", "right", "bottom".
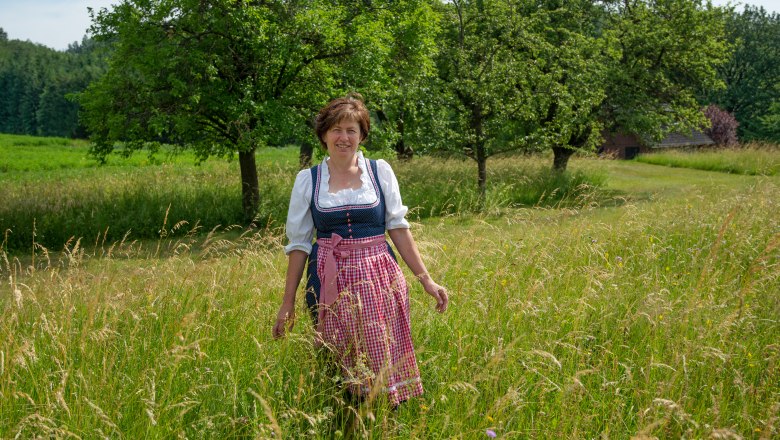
{"left": 309, "top": 158, "right": 387, "bottom": 239}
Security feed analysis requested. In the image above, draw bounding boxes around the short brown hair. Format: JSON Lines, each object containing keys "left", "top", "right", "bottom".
{"left": 314, "top": 93, "right": 370, "bottom": 148}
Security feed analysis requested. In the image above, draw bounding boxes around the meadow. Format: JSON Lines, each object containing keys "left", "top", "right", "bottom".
{"left": 634, "top": 143, "right": 780, "bottom": 176}
{"left": 1, "top": 136, "right": 779, "bottom": 438}
{"left": 0, "top": 134, "right": 599, "bottom": 253}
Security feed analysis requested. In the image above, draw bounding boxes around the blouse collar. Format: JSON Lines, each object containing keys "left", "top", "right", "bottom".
{"left": 320, "top": 151, "right": 371, "bottom": 195}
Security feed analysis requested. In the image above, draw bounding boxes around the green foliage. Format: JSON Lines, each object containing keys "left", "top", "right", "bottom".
{"left": 433, "top": 0, "right": 556, "bottom": 158}
{"left": 710, "top": 6, "right": 780, "bottom": 142}
{"left": 601, "top": 0, "right": 729, "bottom": 139}
{"left": 635, "top": 143, "right": 780, "bottom": 175}
{"left": 427, "top": 0, "right": 610, "bottom": 191}
{"left": 762, "top": 98, "right": 780, "bottom": 140}
{"left": 79, "top": 0, "right": 438, "bottom": 157}
{"left": 77, "top": 0, "right": 440, "bottom": 218}
{"left": 426, "top": 0, "right": 728, "bottom": 188}
{"left": 0, "top": 37, "right": 106, "bottom": 137}
{"left": 364, "top": 0, "right": 442, "bottom": 158}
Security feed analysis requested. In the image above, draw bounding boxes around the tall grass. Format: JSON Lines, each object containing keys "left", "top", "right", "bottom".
{"left": 398, "top": 157, "right": 606, "bottom": 218}
{"left": 1, "top": 148, "right": 605, "bottom": 252}
{"left": 1, "top": 160, "right": 777, "bottom": 438}
{"left": 635, "top": 142, "right": 780, "bottom": 175}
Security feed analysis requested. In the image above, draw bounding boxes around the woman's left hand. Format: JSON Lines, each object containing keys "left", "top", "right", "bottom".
{"left": 420, "top": 277, "right": 448, "bottom": 313}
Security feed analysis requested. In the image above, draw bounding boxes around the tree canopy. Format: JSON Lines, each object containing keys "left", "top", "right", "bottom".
{"left": 709, "top": 5, "right": 780, "bottom": 142}
{"left": 424, "top": 0, "right": 728, "bottom": 193}
{"left": 79, "top": 0, "right": 437, "bottom": 221}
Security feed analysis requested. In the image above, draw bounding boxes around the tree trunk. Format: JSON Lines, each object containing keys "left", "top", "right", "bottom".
{"left": 470, "top": 102, "right": 487, "bottom": 204}
{"left": 299, "top": 140, "right": 313, "bottom": 169}
{"left": 394, "top": 109, "right": 414, "bottom": 160}
{"left": 239, "top": 148, "right": 260, "bottom": 224}
{"left": 552, "top": 146, "right": 575, "bottom": 171}
{"left": 394, "top": 137, "right": 414, "bottom": 161}
{"left": 476, "top": 141, "right": 487, "bottom": 202}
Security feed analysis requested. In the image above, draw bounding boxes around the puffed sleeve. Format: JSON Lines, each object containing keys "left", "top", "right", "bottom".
{"left": 376, "top": 159, "right": 410, "bottom": 229}
{"left": 284, "top": 169, "right": 315, "bottom": 255}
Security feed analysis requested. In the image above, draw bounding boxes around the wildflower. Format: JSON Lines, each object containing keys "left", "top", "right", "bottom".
{"left": 658, "top": 315, "right": 663, "bottom": 321}
{"left": 486, "top": 415, "right": 494, "bottom": 423}
{"left": 420, "top": 404, "right": 429, "bottom": 413}
{"left": 501, "top": 279, "right": 508, "bottom": 287}
{"left": 486, "top": 429, "right": 497, "bottom": 438}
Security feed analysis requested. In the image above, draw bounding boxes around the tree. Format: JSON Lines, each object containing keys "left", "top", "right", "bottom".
{"left": 368, "top": 0, "right": 441, "bottom": 160}
{"left": 425, "top": 0, "right": 728, "bottom": 184}
{"left": 430, "top": 0, "right": 609, "bottom": 197}
{"left": 79, "top": 0, "right": 423, "bottom": 222}
{"left": 556, "top": 0, "right": 730, "bottom": 171}
{"left": 519, "top": 0, "right": 610, "bottom": 171}
{"left": 432, "top": 0, "right": 544, "bottom": 198}
{"left": 709, "top": 6, "right": 780, "bottom": 142}
{"left": 296, "top": 0, "right": 441, "bottom": 166}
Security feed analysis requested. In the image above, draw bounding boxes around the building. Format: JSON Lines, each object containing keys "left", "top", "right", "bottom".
{"left": 600, "top": 130, "right": 715, "bottom": 159}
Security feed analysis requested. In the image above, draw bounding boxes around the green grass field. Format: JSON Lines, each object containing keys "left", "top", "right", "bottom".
{"left": 0, "top": 135, "right": 602, "bottom": 253}
{"left": 635, "top": 143, "right": 780, "bottom": 176}
{"left": 1, "top": 136, "right": 779, "bottom": 438}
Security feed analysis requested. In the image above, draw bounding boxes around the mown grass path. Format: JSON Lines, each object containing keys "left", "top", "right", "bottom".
{"left": 1, "top": 156, "right": 778, "bottom": 438}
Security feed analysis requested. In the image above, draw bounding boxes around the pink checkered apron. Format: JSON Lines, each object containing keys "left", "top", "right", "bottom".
{"left": 315, "top": 233, "right": 423, "bottom": 405}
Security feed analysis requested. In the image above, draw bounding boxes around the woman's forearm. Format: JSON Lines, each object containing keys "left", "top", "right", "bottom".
{"left": 387, "top": 228, "right": 428, "bottom": 278}
{"left": 283, "top": 250, "right": 308, "bottom": 304}
{"left": 388, "top": 227, "right": 449, "bottom": 312}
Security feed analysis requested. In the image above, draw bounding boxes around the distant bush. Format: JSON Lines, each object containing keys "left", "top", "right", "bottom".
{"left": 703, "top": 104, "right": 739, "bottom": 146}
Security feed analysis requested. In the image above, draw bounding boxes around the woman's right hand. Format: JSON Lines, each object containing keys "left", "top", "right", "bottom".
{"left": 272, "top": 302, "right": 296, "bottom": 338}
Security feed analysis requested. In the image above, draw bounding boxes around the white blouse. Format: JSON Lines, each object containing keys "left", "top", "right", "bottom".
{"left": 284, "top": 151, "right": 410, "bottom": 255}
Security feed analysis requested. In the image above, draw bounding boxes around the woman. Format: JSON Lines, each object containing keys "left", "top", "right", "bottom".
{"left": 272, "top": 93, "right": 448, "bottom": 406}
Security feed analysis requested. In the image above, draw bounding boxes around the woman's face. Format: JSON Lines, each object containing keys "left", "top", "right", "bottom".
{"left": 323, "top": 119, "right": 361, "bottom": 160}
